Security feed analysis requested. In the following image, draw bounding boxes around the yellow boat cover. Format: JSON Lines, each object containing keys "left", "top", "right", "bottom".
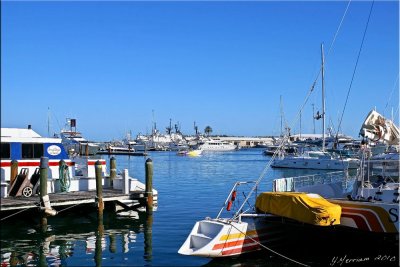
{"left": 255, "top": 192, "right": 341, "bottom": 226}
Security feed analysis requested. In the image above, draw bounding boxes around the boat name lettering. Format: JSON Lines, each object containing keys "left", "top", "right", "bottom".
{"left": 388, "top": 208, "right": 398, "bottom": 223}
{"left": 47, "top": 145, "right": 61, "bottom": 156}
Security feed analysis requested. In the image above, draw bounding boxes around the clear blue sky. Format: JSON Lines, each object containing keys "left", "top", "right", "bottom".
{"left": 2, "top": 1, "right": 399, "bottom": 141}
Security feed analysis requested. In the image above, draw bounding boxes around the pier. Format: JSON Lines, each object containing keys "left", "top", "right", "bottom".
{"left": 1, "top": 156, "right": 157, "bottom": 221}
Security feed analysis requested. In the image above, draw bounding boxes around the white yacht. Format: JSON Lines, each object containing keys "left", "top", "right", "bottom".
{"left": 198, "top": 139, "right": 237, "bottom": 151}
{"left": 271, "top": 150, "right": 360, "bottom": 170}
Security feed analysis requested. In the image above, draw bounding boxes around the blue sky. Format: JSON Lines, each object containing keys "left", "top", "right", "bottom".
{"left": 2, "top": 1, "right": 399, "bottom": 141}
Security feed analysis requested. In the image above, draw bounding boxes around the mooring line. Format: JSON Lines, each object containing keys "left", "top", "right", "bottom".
{"left": 56, "top": 203, "right": 85, "bottom": 214}
{"left": 228, "top": 221, "right": 310, "bottom": 267}
{"left": 1, "top": 206, "right": 35, "bottom": 221}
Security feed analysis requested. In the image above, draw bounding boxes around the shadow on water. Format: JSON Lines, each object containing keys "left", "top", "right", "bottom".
{"left": 202, "top": 251, "right": 306, "bottom": 267}
{"left": 0, "top": 209, "right": 153, "bottom": 266}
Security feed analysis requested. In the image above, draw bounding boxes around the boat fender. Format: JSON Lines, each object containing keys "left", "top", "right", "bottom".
{"left": 41, "top": 194, "right": 57, "bottom": 216}
{"left": 226, "top": 201, "right": 232, "bottom": 211}
{"left": 231, "top": 191, "right": 237, "bottom": 201}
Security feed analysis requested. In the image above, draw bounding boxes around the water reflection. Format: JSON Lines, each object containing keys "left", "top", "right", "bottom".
{"left": 0, "top": 210, "right": 151, "bottom": 266}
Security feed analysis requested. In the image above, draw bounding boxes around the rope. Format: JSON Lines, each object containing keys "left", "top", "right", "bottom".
{"left": 56, "top": 203, "right": 84, "bottom": 214}
{"left": 335, "top": 0, "right": 375, "bottom": 138}
{"left": 383, "top": 74, "right": 399, "bottom": 118}
{"left": 228, "top": 221, "right": 310, "bottom": 267}
{"left": 59, "top": 163, "right": 71, "bottom": 192}
{"left": 1, "top": 203, "right": 40, "bottom": 221}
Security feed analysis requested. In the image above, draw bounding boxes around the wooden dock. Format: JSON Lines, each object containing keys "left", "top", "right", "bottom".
{"left": 0, "top": 189, "right": 152, "bottom": 222}
{"left": 1, "top": 189, "right": 133, "bottom": 211}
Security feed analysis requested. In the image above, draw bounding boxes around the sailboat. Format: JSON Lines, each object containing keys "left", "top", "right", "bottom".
{"left": 271, "top": 45, "right": 360, "bottom": 170}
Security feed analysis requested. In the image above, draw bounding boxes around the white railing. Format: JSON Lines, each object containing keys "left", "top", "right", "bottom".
{"left": 272, "top": 171, "right": 357, "bottom": 193}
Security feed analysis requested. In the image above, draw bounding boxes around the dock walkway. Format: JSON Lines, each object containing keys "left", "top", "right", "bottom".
{"left": 1, "top": 189, "right": 138, "bottom": 212}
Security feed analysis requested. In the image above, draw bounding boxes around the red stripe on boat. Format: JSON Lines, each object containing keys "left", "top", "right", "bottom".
{"left": 221, "top": 244, "right": 261, "bottom": 256}
{"left": 341, "top": 213, "right": 371, "bottom": 231}
{"left": 0, "top": 161, "right": 75, "bottom": 167}
{"left": 342, "top": 207, "right": 384, "bottom": 232}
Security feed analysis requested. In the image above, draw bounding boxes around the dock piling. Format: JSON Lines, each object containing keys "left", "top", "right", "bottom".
{"left": 10, "top": 160, "right": 18, "bottom": 186}
{"left": 123, "top": 169, "right": 129, "bottom": 194}
{"left": 40, "top": 157, "right": 56, "bottom": 217}
{"left": 40, "top": 157, "right": 48, "bottom": 197}
{"left": 95, "top": 161, "right": 104, "bottom": 218}
{"left": 145, "top": 158, "right": 153, "bottom": 215}
{"left": 110, "top": 157, "right": 116, "bottom": 186}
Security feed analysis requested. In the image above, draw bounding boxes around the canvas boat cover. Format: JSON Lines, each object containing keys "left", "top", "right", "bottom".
{"left": 255, "top": 192, "right": 341, "bottom": 226}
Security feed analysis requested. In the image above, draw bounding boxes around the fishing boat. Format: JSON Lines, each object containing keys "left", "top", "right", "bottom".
{"left": 179, "top": 111, "right": 399, "bottom": 265}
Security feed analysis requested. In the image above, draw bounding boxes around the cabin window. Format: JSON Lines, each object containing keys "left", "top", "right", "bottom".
{"left": 1, "top": 143, "right": 10, "bottom": 159}
{"left": 22, "top": 143, "right": 44, "bottom": 159}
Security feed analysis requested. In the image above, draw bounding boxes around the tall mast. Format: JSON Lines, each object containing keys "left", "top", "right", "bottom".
{"left": 280, "top": 95, "right": 283, "bottom": 137}
{"left": 321, "top": 43, "right": 326, "bottom": 152}
{"left": 47, "top": 107, "right": 50, "bottom": 137}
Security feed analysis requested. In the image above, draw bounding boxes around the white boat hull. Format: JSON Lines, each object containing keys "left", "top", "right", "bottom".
{"left": 271, "top": 157, "right": 359, "bottom": 170}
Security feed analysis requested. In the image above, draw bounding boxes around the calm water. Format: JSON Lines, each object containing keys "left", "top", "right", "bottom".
{"left": 1, "top": 149, "right": 328, "bottom": 266}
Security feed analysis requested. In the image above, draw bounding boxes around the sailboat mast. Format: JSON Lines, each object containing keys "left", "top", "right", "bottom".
{"left": 321, "top": 43, "right": 326, "bottom": 152}
{"left": 280, "top": 95, "right": 283, "bottom": 137}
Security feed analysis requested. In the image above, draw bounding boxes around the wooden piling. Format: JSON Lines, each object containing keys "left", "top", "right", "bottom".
{"left": 40, "top": 157, "right": 48, "bottom": 197}
{"left": 95, "top": 161, "right": 104, "bottom": 218}
{"left": 145, "top": 158, "right": 153, "bottom": 215}
{"left": 10, "top": 160, "right": 18, "bottom": 186}
{"left": 95, "top": 161, "right": 104, "bottom": 267}
{"left": 39, "top": 157, "right": 49, "bottom": 232}
{"left": 110, "top": 157, "right": 116, "bottom": 185}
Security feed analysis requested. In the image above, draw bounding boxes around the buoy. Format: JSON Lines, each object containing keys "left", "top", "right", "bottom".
{"left": 226, "top": 201, "right": 232, "bottom": 211}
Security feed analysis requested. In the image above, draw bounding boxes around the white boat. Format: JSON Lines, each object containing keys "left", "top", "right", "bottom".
{"left": 271, "top": 150, "right": 360, "bottom": 170}
{"left": 1, "top": 126, "right": 157, "bottom": 200}
{"left": 178, "top": 110, "right": 399, "bottom": 263}
{"left": 59, "top": 118, "right": 100, "bottom": 156}
{"left": 198, "top": 139, "right": 237, "bottom": 151}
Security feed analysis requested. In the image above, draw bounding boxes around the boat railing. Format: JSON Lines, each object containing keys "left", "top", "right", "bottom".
{"left": 273, "top": 170, "right": 357, "bottom": 193}
{"left": 216, "top": 181, "right": 258, "bottom": 220}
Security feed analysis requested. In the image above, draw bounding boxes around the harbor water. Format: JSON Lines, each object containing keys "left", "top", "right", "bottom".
{"left": 1, "top": 149, "right": 335, "bottom": 266}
